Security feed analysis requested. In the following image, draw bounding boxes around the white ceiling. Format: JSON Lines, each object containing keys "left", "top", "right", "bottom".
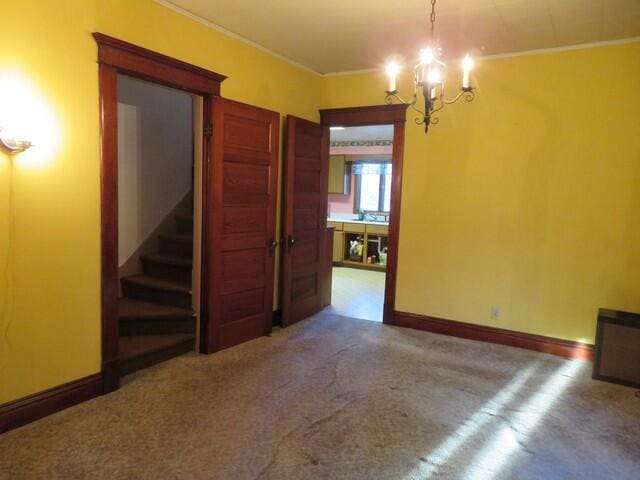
{"left": 330, "top": 125, "right": 394, "bottom": 142}
{"left": 161, "top": 0, "right": 640, "bottom": 74}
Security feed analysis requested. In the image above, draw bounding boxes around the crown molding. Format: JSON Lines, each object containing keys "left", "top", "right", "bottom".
{"left": 479, "top": 36, "right": 640, "bottom": 61}
{"left": 154, "top": 0, "right": 323, "bottom": 76}
{"left": 323, "top": 68, "right": 379, "bottom": 77}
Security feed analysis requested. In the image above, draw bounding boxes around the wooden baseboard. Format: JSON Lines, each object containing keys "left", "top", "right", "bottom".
{"left": 393, "top": 311, "right": 594, "bottom": 361}
{"left": 0, "top": 373, "right": 103, "bottom": 434}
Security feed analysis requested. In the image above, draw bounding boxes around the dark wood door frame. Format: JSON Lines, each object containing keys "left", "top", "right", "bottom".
{"left": 319, "top": 104, "right": 408, "bottom": 325}
{"left": 94, "top": 33, "right": 226, "bottom": 392}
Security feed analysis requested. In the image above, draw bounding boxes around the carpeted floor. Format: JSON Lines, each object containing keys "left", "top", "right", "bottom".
{"left": 1, "top": 313, "right": 639, "bottom": 479}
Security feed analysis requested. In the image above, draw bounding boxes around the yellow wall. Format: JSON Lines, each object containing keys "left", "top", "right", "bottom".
{"left": 1, "top": 0, "right": 639, "bottom": 406}
{"left": 0, "top": 0, "right": 323, "bottom": 404}
{"left": 322, "top": 42, "right": 640, "bottom": 344}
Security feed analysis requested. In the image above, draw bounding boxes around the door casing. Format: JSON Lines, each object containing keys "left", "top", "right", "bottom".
{"left": 319, "top": 105, "right": 408, "bottom": 324}
{"left": 94, "top": 33, "right": 226, "bottom": 392}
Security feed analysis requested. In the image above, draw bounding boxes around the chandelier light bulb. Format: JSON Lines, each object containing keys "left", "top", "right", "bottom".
{"left": 419, "top": 48, "right": 435, "bottom": 65}
{"left": 427, "top": 68, "right": 442, "bottom": 85}
{"left": 462, "top": 54, "right": 474, "bottom": 89}
{"left": 385, "top": 61, "right": 400, "bottom": 92}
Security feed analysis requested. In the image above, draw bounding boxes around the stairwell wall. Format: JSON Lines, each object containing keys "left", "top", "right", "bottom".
{"left": 117, "top": 75, "right": 193, "bottom": 268}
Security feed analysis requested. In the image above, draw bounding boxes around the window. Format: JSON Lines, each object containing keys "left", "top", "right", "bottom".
{"left": 353, "top": 162, "right": 392, "bottom": 213}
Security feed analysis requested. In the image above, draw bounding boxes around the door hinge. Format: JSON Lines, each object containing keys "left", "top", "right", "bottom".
{"left": 203, "top": 123, "right": 213, "bottom": 138}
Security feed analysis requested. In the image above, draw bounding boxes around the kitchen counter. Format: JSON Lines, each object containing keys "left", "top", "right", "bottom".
{"left": 327, "top": 217, "right": 389, "bottom": 226}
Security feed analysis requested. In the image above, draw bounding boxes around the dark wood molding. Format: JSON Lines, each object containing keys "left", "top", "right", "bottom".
{"left": 320, "top": 104, "right": 408, "bottom": 126}
{"left": 320, "top": 104, "right": 408, "bottom": 325}
{"left": 0, "top": 374, "right": 103, "bottom": 434}
{"left": 94, "top": 33, "right": 226, "bottom": 386}
{"left": 393, "top": 311, "right": 595, "bottom": 361}
{"left": 93, "top": 33, "right": 226, "bottom": 95}
{"left": 98, "top": 62, "right": 120, "bottom": 393}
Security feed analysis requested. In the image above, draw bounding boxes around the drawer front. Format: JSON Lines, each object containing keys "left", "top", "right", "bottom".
{"left": 343, "top": 222, "right": 366, "bottom": 233}
{"left": 327, "top": 221, "right": 343, "bottom": 230}
{"left": 367, "top": 224, "right": 389, "bottom": 235}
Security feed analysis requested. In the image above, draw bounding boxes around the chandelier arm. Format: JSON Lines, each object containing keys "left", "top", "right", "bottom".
{"left": 441, "top": 88, "right": 475, "bottom": 105}
{"left": 409, "top": 101, "right": 427, "bottom": 117}
{"left": 385, "top": 91, "right": 418, "bottom": 108}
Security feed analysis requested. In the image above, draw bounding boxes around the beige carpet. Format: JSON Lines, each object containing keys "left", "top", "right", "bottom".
{"left": 1, "top": 313, "right": 639, "bottom": 479}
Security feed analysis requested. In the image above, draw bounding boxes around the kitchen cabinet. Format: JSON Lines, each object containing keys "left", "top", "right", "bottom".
{"left": 333, "top": 230, "right": 344, "bottom": 262}
{"left": 328, "top": 155, "right": 351, "bottom": 194}
{"left": 341, "top": 222, "right": 388, "bottom": 270}
{"left": 326, "top": 220, "right": 388, "bottom": 270}
{"left": 343, "top": 222, "right": 365, "bottom": 233}
{"left": 327, "top": 221, "right": 344, "bottom": 262}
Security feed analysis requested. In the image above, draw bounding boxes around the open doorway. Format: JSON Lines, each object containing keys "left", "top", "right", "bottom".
{"left": 116, "top": 75, "right": 203, "bottom": 376}
{"left": 319, "top": 104, "right": 407, "bottom": 325}
{"left": 325, "top": 125, "right": 394, "bottom": 322}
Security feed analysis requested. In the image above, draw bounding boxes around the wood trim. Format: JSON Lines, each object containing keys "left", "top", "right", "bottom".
{"left": 320, "top": 104, "right": 407, "bottom": 325}
{"left": 0, "top": 374, "right": 103, "bottom": 434}
{"left": 198, "top": 96, "right": 213, "bottom": 353}
{"left": 98, "top": 63, "right": 120, "bottom": 393}
{"left": 393, "top": 311, "right": 594, "bottom": 361}
{"left": 93, "top": 33, "right": 226, "bottom": 95}
{"left": 94, "top": 33, "right": 226, "bottom": 385}
{"left": 320, "top": 104, "right": 408, "bottom": 125}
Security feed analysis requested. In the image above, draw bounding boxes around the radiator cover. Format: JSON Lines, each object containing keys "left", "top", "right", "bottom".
{"left": 593, "top": 309, "right": 640, "bottom": 389}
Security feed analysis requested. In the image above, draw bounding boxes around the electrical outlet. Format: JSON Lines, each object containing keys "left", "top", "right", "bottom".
{"left": 490, "top": 306, "right": 500, "bottom": 321}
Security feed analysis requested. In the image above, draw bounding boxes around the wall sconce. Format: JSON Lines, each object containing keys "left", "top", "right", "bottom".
{"left": 0, "top": 126, "right": 33, "bottom": 153}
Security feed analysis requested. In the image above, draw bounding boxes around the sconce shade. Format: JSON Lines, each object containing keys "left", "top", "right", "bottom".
{"left": 0, "top": 127, "right": 33, "bottom": 153}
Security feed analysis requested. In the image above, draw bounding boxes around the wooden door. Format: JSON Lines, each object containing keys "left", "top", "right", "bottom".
{"left": 203, "top": 97, "right": 279, "bottom": 351}
{"left": 281, "top": 116, "right": 330, "bottom": 327}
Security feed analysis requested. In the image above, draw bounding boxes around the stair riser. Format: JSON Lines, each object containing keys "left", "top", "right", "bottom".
{"left": 175, "top": 217, "right": 194, "bottom": 234}
{"left": 120, "top": 317, "right": 196, "bottom": 336}
{"left": 121, "top": 282, "right": 192, "bottom": 309}
{"left": 141, "top": 258, "right": 192, "bottom": 284}
{"left": 120, "top": 339, "right": 194, "bottom": 376}
{"left": 159, "top": 238, "right": 193, "bottom": 258}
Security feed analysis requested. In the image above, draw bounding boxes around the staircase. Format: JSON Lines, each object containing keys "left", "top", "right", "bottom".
{"left": 118, "top": 209, "right": 196, "bottom": 375}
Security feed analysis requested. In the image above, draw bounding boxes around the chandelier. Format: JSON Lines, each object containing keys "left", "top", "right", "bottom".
{"left": 384, "top": 0, "right": 475, "bottom": 133}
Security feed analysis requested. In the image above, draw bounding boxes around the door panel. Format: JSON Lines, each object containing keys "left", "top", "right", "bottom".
{"left": 204, "top": 97, "right": 279, "bottom": 351}
{"left": 281, "top": 116, "right": 330, "bottom": 327}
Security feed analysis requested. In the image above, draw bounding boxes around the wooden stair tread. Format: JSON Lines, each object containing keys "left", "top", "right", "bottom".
{"left": 121, "top": 274, "right": 191, "bottom": 294}
{"left": 118, "top": 298, "right": 195, "bottom": 321}
{"left": 141, "top": 252, "right": 193, "bottom": 267}
{"left": 119, "top": 334, "right": 195, "bottom": 360}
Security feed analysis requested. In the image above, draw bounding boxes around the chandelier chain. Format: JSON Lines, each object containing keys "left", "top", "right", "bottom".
{"left": 429, "top": 0, "right": 437, "bottom": 39}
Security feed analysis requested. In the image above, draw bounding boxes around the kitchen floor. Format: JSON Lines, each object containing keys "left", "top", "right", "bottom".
{"left": 325, "top": 266, "right": 385, "bottom": 322}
